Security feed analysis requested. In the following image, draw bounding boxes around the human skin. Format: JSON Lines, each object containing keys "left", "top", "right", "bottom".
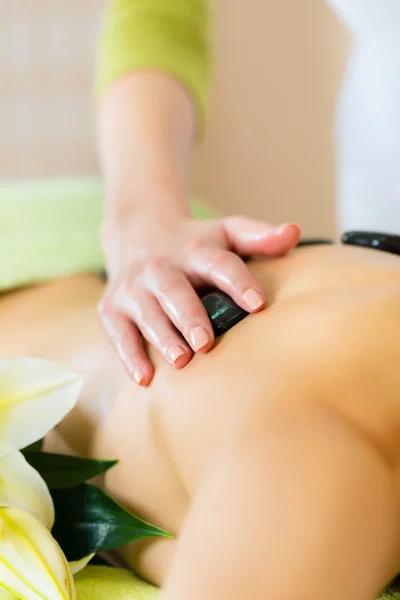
{"left": 98, "top": 72, "right": 300, "bottom": 385}
{"left": 1, "top": 244, "right": 400, "bottom": 599}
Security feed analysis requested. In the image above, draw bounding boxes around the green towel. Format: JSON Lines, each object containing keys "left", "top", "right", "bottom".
{"left": 0, "top": 177, "right": 220, "bottom": 292}
{"left": 75, "top": 566, "right": 159, "bottom": 599}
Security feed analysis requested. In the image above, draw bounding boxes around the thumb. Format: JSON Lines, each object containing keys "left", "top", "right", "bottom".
{"left": 222, "top": 216, "right": 301, "bottom": 257}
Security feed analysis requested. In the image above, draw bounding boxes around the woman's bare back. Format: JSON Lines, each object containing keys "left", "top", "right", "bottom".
{"left": 1, "top": 243, "right": 400, "bottom": 588}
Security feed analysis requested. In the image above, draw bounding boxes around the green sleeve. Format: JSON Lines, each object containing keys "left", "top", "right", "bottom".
{"left": 95, "top": 0, "right": 211, "bottom": 130}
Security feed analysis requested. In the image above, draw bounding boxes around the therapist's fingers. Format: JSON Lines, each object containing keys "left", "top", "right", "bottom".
{"left": 143, "top": 263, "right": 214, "bottom": 354}
{"left": 111, "top": 281, "right": 193, "bottom": 369}
{"left": 190, "top": 248, "right": 266, "bottom": 313}
{"left": 223, "top": 217, "right": 301, "bottom": 257}
{"left": 98, "top": 304, "right": 153, "bottom": 386}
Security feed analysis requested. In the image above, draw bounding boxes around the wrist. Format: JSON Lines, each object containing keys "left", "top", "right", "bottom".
{"left": 103, "top": 187, "right": 190, "bottom": 229}
{"left": 100, "top": 196, "right": 190, "bottom": 273}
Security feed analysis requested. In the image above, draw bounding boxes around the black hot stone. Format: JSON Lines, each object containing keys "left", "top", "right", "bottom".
{"left": 341, "top": 230, "right": 400, "bottom": 256}
{"left": 201, "top": 290, "right": 249, "bottom": 337}
{"left": 297, "top": 238, "right": 334, "bottom": 247}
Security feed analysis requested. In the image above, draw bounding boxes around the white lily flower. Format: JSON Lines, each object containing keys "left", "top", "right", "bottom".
{"left": 0, "top": 588, "right": 15, "bottom": 600}
{"left": 0, "top": 360, "right": 91, "bottom": 599}
{"left": 0, "top": 507, "right": 76, "bottom": 600}
{"left": 0, "top": 359, "right": 83, "bottom": 456}
{"left": 0, "top": 451, "right": 54, "bottom": 529}
{"left": 69, "top": 554, "right": 95, "bottom": 575}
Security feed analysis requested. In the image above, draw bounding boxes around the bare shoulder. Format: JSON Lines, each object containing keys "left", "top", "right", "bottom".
{"left": 0, "top": 274, "right": 105, "bottom": 360}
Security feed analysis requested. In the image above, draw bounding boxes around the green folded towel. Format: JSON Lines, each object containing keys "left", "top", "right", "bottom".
{"left": 75, "top": 566, "right": 159, "bottom": 599}
{"left": 0, "top": 178, "right": 220, "bottom": 292}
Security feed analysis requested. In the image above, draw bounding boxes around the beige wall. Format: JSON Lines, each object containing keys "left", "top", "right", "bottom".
{"left": 0, "top": 1, "right": 99, "bottom": 178}
{"left": 192, "top": 0, "right": 350, "bottom": 237}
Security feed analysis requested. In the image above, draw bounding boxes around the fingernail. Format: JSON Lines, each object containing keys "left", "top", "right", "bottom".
{"left": 243, "top": 288, "right": 264, "bottom": 311}
{"left": 116, "top": 339, "right": 132, "bottom": 363}
{"left": 189, "top": 326, "right": 210, "bottom": 352}
{"left": 167, "top": 345, "right": 186, "bottom": 365}
{"left": 274, "top": 223, "right": 298, "bottom": 236}
{"left": 132, "top": 367, "right": 145, "bottom": 385}
{"left": 273, "top": 224, "right": 287, "bottom": 236}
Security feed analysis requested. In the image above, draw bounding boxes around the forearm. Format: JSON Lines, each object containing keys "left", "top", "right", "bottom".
{"left": 98, "top": 71, "right": 194, "bottom": 221}
{"left": 95, "top": 0, "right": 211, "bottom": 222}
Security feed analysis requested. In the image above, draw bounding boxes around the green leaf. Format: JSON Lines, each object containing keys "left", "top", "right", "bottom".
{"left": 23, "top": 452, "right": 117, "bottom": 489}
{"left": 52, "top": 484, "right": 172, "bottom": 561}
{"left": 22, "top": 439, "right": 43, "bottom": 453}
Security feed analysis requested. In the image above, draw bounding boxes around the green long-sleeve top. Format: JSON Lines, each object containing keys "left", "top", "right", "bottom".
{"left": 96, "top": 0, "right": 211, "bottom": 128}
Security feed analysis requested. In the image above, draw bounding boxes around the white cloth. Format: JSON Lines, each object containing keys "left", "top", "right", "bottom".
{"left": 327, "top": 0, "right": 400, "bottom": 234}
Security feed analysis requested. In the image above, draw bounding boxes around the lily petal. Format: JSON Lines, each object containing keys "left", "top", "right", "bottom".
{"left": 69, "top": 554, "right": 95, "bottom": 575}
{"left": 0, "top": 451, "right": 54, "bottom": 529}
{"left": 0, "top": 587, "right": 16, "bottom": 600}
{"left": 0, "top": 359, "right": 82, "bottom": 456}
{"left": 0, "top": 507, "right": 76, "bottom": 600}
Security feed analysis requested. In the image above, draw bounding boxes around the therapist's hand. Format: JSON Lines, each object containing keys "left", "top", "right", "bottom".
{"left": 98, "top": 211, "right": 300, "bottom": 386}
